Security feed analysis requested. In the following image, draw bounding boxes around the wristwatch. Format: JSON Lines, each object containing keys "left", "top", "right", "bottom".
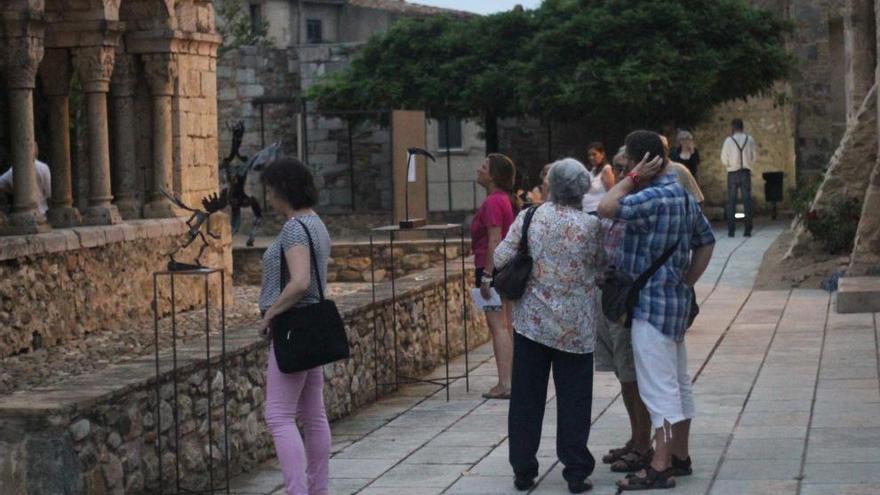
{"left": 626, "top": 171, "right": 641, "bottom": 188}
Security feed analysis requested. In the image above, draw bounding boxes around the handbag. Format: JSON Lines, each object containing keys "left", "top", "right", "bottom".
{"left": 494, "top": 205, "right": 540, "bottom": 300}
{"left": 600, "top": 195, "right": 700, "bottom": 329}
{"left": 272, "top": 219, "right": 350, "bottom": 373}
{"left": 600, "top": 241, "right": 679, "bottom": 328}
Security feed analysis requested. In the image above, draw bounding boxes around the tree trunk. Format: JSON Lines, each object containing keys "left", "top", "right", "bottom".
{"left": 484, "top": 111, "right": 499, "bottom": 154}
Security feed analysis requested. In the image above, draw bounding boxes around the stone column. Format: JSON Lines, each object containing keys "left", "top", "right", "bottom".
{"left": 39, "top": 48, "right": 81, "bottom": 228}
{"left": 2, "top": 33, "right": 49, "bottom": 235}
{"left": 72, "top": 45, "right": 122, "bottom": 226}
{"left": 845, "top": 0, "right": 877, "bottom": 121}
{"left": 142, "top": 53, "right": 178, "bottom": 218}
{"left": 110, "top": 53, "right": 141, "bottom": 219}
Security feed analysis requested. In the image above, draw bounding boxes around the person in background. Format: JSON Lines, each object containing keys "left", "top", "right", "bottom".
{"left": 582, "top": 142, "right": 616, "bottom": 214}
{"left": 0, "top": 142, "right": 51, "bottom": 215}
{"left": 598, "top": 131, "right": 715, "bottom": 492}
{"left": 258, "top": 158, "right": 332, "bottom": 495}
{"left": 594, "top": 146, "right": 653, "bottom": 476}
{"left": 659, "top": 135, "right": 705, "bottom": 206}
{"left": 527, "top": 163, "right": 553, "bottom": 205}
{"left": 496, "top": 158, "right": 603, "bottom": 494}
{"left": 721, "top": 118, "right": 757, "bottom": 237}
{"left": 472, "top": 153, "right": 518, "bottom": 399}
{"left": 670, "top": 130, "right": 700, "bottom": 182}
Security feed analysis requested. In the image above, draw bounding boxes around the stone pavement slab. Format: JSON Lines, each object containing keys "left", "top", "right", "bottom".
{"left": 231, "top": 222, "right": 880, "bottom": 494}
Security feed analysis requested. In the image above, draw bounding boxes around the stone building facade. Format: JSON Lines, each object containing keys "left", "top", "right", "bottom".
{"left": 216, "top": 0, "right": 484, "bottom": 236}
{"left": 787, "top": 0, "right": 880, "bottom": 283}
{"left": 0, "top": 2, "right": 232, "bottom": 356}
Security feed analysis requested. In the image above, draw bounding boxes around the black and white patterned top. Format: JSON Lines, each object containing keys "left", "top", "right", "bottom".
{"left": 259, "top": 214, "right": 331, "bottom": 313}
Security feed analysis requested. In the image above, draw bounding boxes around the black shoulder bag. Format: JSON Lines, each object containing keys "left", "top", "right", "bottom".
{"left": 494, "top": 205, "right": 540, "bottom": 301}
{"left": 272, "top": 220, "right": 350, "bottom": 373}
{"left": 600, "top": 195, "right": 699, "bottom": 329}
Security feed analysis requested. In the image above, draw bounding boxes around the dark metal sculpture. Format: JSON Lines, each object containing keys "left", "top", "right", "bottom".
{"left": 400, "top": 147, "right": 436, "bottom": 229}
{"left": 220, "top": 121, "right": 281, "bottom": 246}
{"left": 161, "top": 188, "right": 228, "bottom": 271}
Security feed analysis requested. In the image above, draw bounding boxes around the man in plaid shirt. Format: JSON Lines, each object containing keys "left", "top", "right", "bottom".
{"left": 598, "top": 130, "right": 715, "bottom": 491}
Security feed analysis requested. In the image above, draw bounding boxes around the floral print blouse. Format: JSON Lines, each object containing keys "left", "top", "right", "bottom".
{"left": 494, "top": 203, "right": 604, "bottom": 354}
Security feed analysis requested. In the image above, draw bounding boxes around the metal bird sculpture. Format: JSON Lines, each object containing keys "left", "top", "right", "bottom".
{"left": 161, "top": 188, "right": 228, "bottom": 271}
{"left": 401, "top": 147, "right": 436, "bottom": 229}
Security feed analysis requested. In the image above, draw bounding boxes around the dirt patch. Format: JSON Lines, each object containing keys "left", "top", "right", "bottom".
{"left": 754, "top": 228, "right": 850, "bottom": 290}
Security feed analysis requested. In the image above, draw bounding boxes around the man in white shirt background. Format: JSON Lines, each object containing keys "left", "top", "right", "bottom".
{"left": 720, "top": 118, "right": 757, "bottom": 237}
{"left": 0, "top": 142, "right": 51, "bottom": 215}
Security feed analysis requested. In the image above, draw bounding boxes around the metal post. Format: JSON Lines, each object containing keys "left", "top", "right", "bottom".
{"left": 348, "top": 119, "right": 356, "bottom": 211}
{"left": 153, "top": 274, "right": 163, "bottom": 494}
{"left": 204, "top": 274, "right": 214, "bottom": 492}
{"left": 389, "top": 231, "right": 398, "bottom": 390}
{"left": 446, "top": 117, "right": 453, "bottom": 211}
{"left": 170, "top": 274, "right": 180, "bottom": 495}
{"left": 370, "top": 234, "right": 379, "bottom": 401}
{"left": 460, "top": 225, "right": 469, "bottom": 392}
{"left": 301, "top": 98, "right": 310, "bottom": 165}
{"left": 443, "top": 231, "right": 450, "bottom": 401}
{"left": 221, "top": 272, "right": 230, "bottom": 495}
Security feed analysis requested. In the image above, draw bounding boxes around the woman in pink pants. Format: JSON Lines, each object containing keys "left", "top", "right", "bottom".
{"left": 258, "top": 158, "right": 332, "bottom": 495}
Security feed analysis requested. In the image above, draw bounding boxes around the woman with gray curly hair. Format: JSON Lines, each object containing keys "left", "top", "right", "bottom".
{"left": 494, "top": 158, "right": 604, "bottom": 493}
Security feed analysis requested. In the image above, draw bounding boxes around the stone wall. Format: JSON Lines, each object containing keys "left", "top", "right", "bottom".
{"left": 234, "top": 238, "right": 473, "bottom": 285}
{"left": 0, "top": 218, "right": 232, "bottom": 359}
{"left": 691, "top": 86, "right": 798, "bottom": 211}
{"left": 0, "top": 261, "right": 489, "bottom": 495}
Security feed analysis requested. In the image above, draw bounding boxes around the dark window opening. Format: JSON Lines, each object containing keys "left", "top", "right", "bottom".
{"left": 249, "top": 4, "right": 262, "bottom": 34}
{"left": 306, "top": 19, "right": 323, "bottom": 44}
{"left": 439, "top": 118, "right": 463, "bottom": 150}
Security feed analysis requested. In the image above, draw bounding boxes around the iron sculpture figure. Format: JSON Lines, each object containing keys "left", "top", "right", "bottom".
{"left": 220, "top": 121, "right": 282, "bottom": 246}
{"left": 161, "top": 188, "right": 228, "bottom": 271}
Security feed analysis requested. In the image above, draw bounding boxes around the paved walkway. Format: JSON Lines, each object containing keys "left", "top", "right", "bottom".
{"left": 231, "top": 222, "right": 880, "bottom": 495}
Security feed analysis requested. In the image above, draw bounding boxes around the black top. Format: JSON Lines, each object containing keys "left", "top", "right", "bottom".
{"left": 671, "top": 147, "right": 700, "bottom": 179}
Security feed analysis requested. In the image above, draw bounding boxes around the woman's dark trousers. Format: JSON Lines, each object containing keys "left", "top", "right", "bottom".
{"left": 508, "top": 332, "right": 595, "bottom": 484}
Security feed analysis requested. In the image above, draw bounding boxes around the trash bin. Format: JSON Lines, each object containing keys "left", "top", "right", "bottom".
{"left": 762, "top": 171, "right": 784, "bottom": 220}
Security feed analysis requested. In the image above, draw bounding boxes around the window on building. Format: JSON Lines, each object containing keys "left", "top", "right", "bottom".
{"left": 306, "top": 19, "right": 323, "bottom": 44}
{"left": 249, "top": 4, "right": 262, "bottom": 34}
{"left": 438, "top": 118, "right": 463, "bottom": 150}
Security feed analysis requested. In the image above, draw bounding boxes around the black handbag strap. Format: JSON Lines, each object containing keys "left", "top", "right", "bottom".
{"left": 633, "top": 194, "right": 691, "bottom": 290}
{"left": 279, "top": 218, "right": 325, "bottom": 301}
{"left": 518, "top": 205, "right": 540, "bottom": 254}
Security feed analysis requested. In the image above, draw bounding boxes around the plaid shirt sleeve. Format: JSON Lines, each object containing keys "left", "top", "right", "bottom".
{"left": 616, "top": 192, "right": 657, "bottom": 233}
{"left": 691, "top": 209, "right": 716, "bottom": 249}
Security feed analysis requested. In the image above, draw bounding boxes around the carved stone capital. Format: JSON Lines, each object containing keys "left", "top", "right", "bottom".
{"left": 72, "top": 46, "right": 117, "bottom": 93}
{"left": 142, "top": 53, "right": 178, "bottom": 96}
{"left": 38, "top": 48, "right": 72, "bottom": 96}
{"left": 1, "top": 35, "right": 45, "bottom": 90}
{"left": 110, "top": 52, "right": 138, "bottom": 97}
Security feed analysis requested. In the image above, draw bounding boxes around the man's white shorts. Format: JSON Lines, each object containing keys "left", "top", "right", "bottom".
{"left": 631, "top": 318, "right": 695, "bottom": 429}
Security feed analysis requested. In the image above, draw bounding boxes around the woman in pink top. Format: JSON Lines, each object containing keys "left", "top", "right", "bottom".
{"left": 471, "top": 153, "right": 518, "bottom": 399}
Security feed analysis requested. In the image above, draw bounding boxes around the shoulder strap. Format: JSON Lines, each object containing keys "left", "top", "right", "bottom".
{"left": 633, "top": 194, "right": 690, "bottom": 289}
{"left": 518, "top": 205, "right": 540, "bottom": 253}
{"left": 733, "top": 134, "right": 749, "bottom": 170}
{"left": 279, "top": 219, "right": 325, "bottom": 301}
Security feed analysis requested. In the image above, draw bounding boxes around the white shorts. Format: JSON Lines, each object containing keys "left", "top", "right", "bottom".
{"left": 631, "top": 319, "right": 695, "bottom": 429}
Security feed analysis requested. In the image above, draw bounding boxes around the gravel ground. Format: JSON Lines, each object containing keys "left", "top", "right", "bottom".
{"left": 0, "top": 284, "right": 368, "bottom": 396}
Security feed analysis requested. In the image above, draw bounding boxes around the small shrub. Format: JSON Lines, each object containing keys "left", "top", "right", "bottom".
{"left": 804, "top": 197, "right": 862, "bottom": 254}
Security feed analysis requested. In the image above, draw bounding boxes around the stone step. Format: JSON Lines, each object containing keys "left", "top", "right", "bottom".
{"left": 837, "top": 276, "right": 880, "bottom": 313}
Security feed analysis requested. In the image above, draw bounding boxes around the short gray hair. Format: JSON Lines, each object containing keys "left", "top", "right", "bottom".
{"left": 676, "top": 129, "right": 694, "bottom": 142}
{"left": 547, "top": 158, "right": 590, "bottom": 208}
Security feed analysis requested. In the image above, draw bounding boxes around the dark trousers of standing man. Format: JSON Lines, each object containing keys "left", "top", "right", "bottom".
{"left": 508, "top": 332, "right": 595, "bottom": 484}
{"left": 726, "top": 169, "right": 753, "bottom": 236}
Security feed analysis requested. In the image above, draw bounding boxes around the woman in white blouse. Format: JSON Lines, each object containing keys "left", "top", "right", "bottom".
{"left": 494, "top": 158, "right": 604, "bottom": 493}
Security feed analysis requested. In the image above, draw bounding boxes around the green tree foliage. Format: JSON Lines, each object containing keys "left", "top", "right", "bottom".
{"left": 309, "top": 0, "right": 793, "bottom": 150}
{"left": 216, "top": 0, "right": 271, "bottom": 53}
{"left": 524, "top": 0, "right": 793, "bottom": 131}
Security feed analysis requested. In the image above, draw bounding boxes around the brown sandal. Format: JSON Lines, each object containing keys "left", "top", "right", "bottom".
{"left": 616, "top": 466, "right": 675, "bottom": 492}
{"left": 602, "top": 441, "right": 634, "bottom": 464}
{"left": 611, "top": 448, "right": 654, "bottom": 473}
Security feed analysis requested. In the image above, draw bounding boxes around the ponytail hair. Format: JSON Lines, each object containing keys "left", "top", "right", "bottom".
{"left": 486, "top": 153, "right": 521, "bottom": 212}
